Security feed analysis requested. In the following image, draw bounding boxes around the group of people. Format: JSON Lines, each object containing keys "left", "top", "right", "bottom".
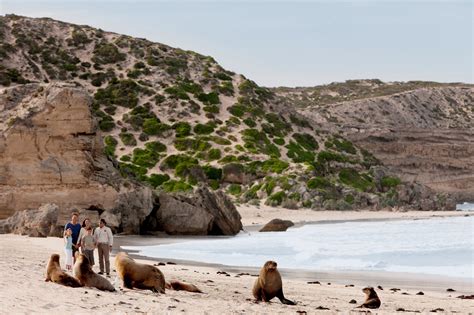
{"left": 63, "top": 212, "right": 114, "bottom": 276}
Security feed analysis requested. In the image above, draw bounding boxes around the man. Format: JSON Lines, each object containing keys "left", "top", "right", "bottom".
{"left": 94, "top": 219, "right": 113, "bottom": 276}
{"left": 64, "top": 212, "right": 82, "bottom": 262}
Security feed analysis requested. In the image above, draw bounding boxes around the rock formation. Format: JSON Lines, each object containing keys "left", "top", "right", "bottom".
{"left": 259, "top": 219, "right": 294, "bottom": 232}
{"left": 0, "top": 83, "right": 242, "bottom": 236}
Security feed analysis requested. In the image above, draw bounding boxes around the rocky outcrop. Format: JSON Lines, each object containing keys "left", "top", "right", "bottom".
{"left": 0, "top": 203, "right": 59, "bottom": 237}
{"left": 259, "top": 219, "right": 294, "bottom": 232}
{"left": 0, "top": 84, "right": 150, "bottom": 233}
{"left": 142, "top": 186, "right": 242, "bottom": 235}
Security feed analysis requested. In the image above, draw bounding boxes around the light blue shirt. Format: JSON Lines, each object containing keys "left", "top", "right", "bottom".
{"left": 65, "top": 236, "right": 73, "bottom": 250}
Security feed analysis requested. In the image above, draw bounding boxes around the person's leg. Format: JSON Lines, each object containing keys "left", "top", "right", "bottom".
{"left": 104, "top": 245, "right": 110, "bottom": 274}
{"left": 98, "top": 244, "right": 104, "bottom": 273}
{"left": 88, "top": 249, "right": 95, "bottom": 266}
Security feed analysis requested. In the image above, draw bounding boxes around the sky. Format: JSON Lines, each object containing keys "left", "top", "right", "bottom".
{"left": 1, "top": 0, "right": 472, "bottom": 87}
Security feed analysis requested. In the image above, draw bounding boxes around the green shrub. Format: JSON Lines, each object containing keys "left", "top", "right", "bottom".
{"left": 104, "top": 135, "right": 117, "bottom": 158}
{"left": 292, "top": 133, "right": 319, "bottom": 151}
{"left": 209, "top": 179, "right": 220, "bottom": 190}
{"left": 332, "top": 138, "right": 357, "bottom": 154}
{"left": 215, "top": 72, "right": 233, "bottom": 81}
{"left": 198, "top": 92, "right": 220, "bottom": 105}
{"left": 244, "top": 183, "right": 262, "bottom": 200}
{"left": 219, "top": 155, "right": 239, "bottom": 164}
{"left": 267, "top": 191, "right": 286, "bottom": 206}
{"left": 307, "top": 177, "right": 331, "bottom": 190}
{"left": 172, "top": 121, "right": 192, "bottom": 138}
{"left": 339, "top": 169, "right": 374, "bottom": 192}
{"left": 273, "top": 138, "right": 285, "bottom": 146}
{"left": 118, "top": 162, "right": 147, "bottom": 179}
{"left": 162, "top": 180, "right": 193, "bottom": 192}
{"left": 119, "top": 132, "right": 137, "bottom": 146}
{"left": 132, "top": 147, "right": 161, "bottom": 168}
{"left": 227, "top": 184, "right": 242, "bottom": 195}
{"left": 228, "top": 104, "right": 246, "bottom": 117}
{"left": 146, "top": 173, "right": 170, "bottom": 188}
{"left": 242, "top": 129, "right": 281, "bottom": 158}
{"left": 264, "top": 113, "right": 292, "bottom": 136}
{"left": 161, "top": 154, "right": 198, "bottom": 170}
{"left": 243, "top": 118, "right": 256, "bottom": 127}
{"left": 194, "top": 123, "right": 215, "bottom": 135}
{"left": 344, "top": 194, "right": 355, "bottom": 204}
{"left": 216, "top": 81, "right": 234, "bottom": 96}
{"left": 203, "top": 105, "right": 219, "bottom": 114}
{"left": 174, "top": 138, "right": 210, "bottom": 152}
{"left": 210, "top": 136, "right": 232, "bottom": 145}
{"left": 207, "top": 148, "right": 222, "bottom": 161}
{"left": 381, "top": 176, "right": 401, "bottom": 189}
{"left": 202, "top": 165, "right": 222, "bottom": 180}
{"left": 261, "top": 159, "right": 289, "bottom": 174}
{"left": 286, "top": 141, "right": 315, "bottom": 163}
{"left": 94, "top": 79, "right": 140, "bottom": 108}
{"left": 143, "top": 118, "right": 171, "bottom": 136}
{"left": 263, "top": 178, "right": 276, "bottom": 195}
{"left": 145, "top": 141, "right": 167, "bottom": 153}
{"left": 99, "top": 117, "right": 115, "bottom": 131}
{"left": 92, "top": 42, "right": 126, "bottom": 64}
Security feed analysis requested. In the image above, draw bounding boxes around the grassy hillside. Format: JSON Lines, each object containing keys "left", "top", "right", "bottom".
{"left": 0, "top": 15, "right": 405, "bottom": 210}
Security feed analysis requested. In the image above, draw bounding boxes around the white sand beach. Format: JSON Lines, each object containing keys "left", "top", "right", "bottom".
{"left": 1, "top": 209, "right": 473, "bottom": 314}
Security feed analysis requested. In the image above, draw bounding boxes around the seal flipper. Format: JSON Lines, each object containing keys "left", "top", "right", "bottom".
{"left": 276, "top": 288, "right": 296, "bottom": 305}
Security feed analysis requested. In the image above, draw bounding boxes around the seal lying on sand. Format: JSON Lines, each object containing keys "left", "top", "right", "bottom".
{"left": 115, "top": 252, "right": 202, "bottom": 294}
{"left": 252, "top": 260, "right": 296, "bottom": 305}
{"left": 73, "top": 253, "right": 115, "bottom": 291}
{"left": 45, "top": 254, "right": 82, "bottom": 288}
{"left": 357, "top": 287, "right": 381, "bottom": 309}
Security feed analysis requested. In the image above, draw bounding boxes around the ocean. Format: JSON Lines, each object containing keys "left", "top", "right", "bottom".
{"left": 122, "top": 216, "right": 473, "bottom": 279}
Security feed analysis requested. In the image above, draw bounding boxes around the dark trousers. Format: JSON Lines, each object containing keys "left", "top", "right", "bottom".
{"left": 83, "top": 249, "right": 95, "bottom": 265}
{"left": 97, "top": 243, "right": 110, "bottom": 273}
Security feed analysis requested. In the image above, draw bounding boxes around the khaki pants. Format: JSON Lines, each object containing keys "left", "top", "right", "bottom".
{"left": 97, "top": 243, "right": 110, "bottom": 274}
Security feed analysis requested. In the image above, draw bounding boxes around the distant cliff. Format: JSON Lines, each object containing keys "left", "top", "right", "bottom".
{"left": 276, "top": 81, "right": 474, "bottom": 203}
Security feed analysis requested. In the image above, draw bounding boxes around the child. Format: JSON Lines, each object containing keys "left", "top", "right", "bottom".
{"left": 81, "top": 226, "right": 96, "bottom": 266}
{"left": 64, "top": 228, "right": 73, "bottom": 271}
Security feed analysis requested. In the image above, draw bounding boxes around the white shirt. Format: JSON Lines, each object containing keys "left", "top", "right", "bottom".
{"left": 94, "top": 226, "right": 113, "bottom": 246}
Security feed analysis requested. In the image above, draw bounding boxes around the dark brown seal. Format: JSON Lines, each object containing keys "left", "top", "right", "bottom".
{"left": 357, "top": 287, "right": 381, "bottom": 309}
{"left": 166, "top": 280, "right": 202, "bottom": 293}
{"left": 45, "top": 254, "right": 82, "bottom": 288}
{"left": 73, "top": 253, "right": 115, "bottom": 291}
{"left": 115, "top": 252, "right": 166, "bottom": 293}
{"left": 252, "top": 261, "right": 296, "bottom": 305}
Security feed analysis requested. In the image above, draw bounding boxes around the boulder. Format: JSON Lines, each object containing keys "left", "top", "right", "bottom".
{"left": 0, "top": 203, "right": 59, "bottom": 237}
{"left": 145, "top": 186, "right": 242, "bottom": 235}
{"left": 259, "top": 219, "right": 294, "bottom": 232}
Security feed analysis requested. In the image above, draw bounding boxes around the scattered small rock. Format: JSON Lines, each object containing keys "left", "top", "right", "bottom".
{"left": 457, "top": 294, "right": 474, "bottom": 299}
{"left": 430, "top": 308, "right": 445, "bottom": 312}
{"left": 251, "top": 274, "right": 259, "bottom": 277}
{"left": 416, "top": 291, "right": 424, "bottom": 295}
{"left": 118, "top": 301, "right": 131, "bottom": 305}
{"left": 234, "top": 291, "right": 240, "bottom": 294}
{"left": 180, "top": 268, "right": 188, "bottom": 271}
{"left": 390, "top": 288, "right": 401, "bottom": 292}
{"left": 401, "top": 292, "right": 409, "bottom": 295}
{"left": 327, "top": 283, "right": 331, "bottom": 285}
{"left": 397, "top": 308, "right": 406, "bottom": 312}
{"left": 84, "top": 291, "right": 88, "bottom": 294}
{"left": 217, "top": 271, "right": 230, "bottom": 276}
{"left": 307, "top": 281, "right": 320, "bottom": 285}
{"left": 349, "top": 299, "right": 357, "bottom": 304}
{"left": 316, "top": 306, "right": 330, "bottom": 310}
{"left": 205, "top": 280, "right": 214, "bottom": 283}
{"left": 296, "top": 311, "right": 307, "bottom": 314}
{"left": 237, "top": 272, "right": 250, "bottom": 276}
{"left": 446, "top": 288, "right": 456, "bottom": 292}
{"left": 171, "top": 298, "right": 180, "bottom": 303}
{"left": 345, "top": 284, "right": 354, "bottom": 287}
{"left": 166, "top": 262, "right": 177, "bottom": 265}
{"left": 168, "top": 306, "right": 176, "bottom": 310}
{"left": 377, "top": 285, "right": 383, "bottom": 290}
{"left": 96, "top": 294, "right": 101, "bottom": 297}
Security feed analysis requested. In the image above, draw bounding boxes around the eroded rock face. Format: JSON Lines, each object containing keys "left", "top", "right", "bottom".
{"left": 0, "top": 84, "right": 154, "bottom": 233}
{"left": 144, "top": 186, "right": 242, "bottom": 235}
{"left": 0, "top": 203, "right": 59, "bottom": 237}
{"left": 259, "top": 219, "right": 294, "bottom": 232}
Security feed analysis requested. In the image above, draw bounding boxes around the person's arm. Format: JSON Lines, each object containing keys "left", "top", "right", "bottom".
{"left": 64, "top": 223, "right": 68, "bottom": 237}
{"left": 107, "top": 227, "right": 113, "bottom": 252}
{"left": 77, "top": 228, "right": 84, "bottom": 249}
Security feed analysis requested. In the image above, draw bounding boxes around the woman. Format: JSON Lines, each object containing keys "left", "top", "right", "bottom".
{"left": 78, "top": 218, "right": 93, "bottom": 254}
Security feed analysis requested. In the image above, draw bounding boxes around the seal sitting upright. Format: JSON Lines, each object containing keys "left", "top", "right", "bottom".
{"left": 357, "top": 287, "right": 381, "bottom": 309}
{"left": 252, "top": 260, "right": 296, "bottom": 305}
{"left": 73, "top": 253, "right": 115, "bottom": 291}
{"left": 45, "top": 254, "right": 82, "bottom": 288}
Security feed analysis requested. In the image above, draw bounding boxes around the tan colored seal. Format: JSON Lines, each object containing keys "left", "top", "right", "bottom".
{"left": 252, "top": 261, "right": 295, "bottom": 305}
{"left": 73, "top": 253, "right": 115, "bottom": 291}
{"left": 115, "top": 252, "right": 166, "bottom": 293}
{"left": 358, "top": 287, "right": 381, "bottom": 309}
{"left": 45, "top": 254, "right": 82, "bottom": 288}
{"left": 166, "top": 280, "right": 202, "bottom": 293}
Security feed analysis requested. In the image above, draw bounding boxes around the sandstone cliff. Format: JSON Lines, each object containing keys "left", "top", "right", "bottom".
{"left": 0, "top": 83, "right": 242, "bottom": 235}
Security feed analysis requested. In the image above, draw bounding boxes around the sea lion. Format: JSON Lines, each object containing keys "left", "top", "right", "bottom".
{"left": 357, "top": 287, "right": 381, "bottom": 309}
{"left": 45, "top": 254, "right": 82, "bottom": 288}
{"left": 73, "top": 253, "right": 115, "bottom": 291}
{"left": 166, "top": 280, "right": 202, "bottom": 293}
{"left": 115, "top": 252, "right": 166, "bottom": 293}
{"left": 252, "top": 260, "right": 296, "bottom": 305}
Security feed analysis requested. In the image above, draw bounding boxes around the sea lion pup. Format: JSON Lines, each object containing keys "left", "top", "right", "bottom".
{"left": 115, "top": 251, "right": 166, "bottom": 293}
{"left": 166, "top": 280, "right": 203, "bottom": 293}
{"left": 74, "top": 253, "right": 115, "bottom": 291}
{"left": 357, "top": 287, "right": 381, "bottom": 309}
{"left": 45, "top": 254, "right": 82, "bottom": 288}
{"left": 252, "top": 260, "right": 296, "bottom": 305}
